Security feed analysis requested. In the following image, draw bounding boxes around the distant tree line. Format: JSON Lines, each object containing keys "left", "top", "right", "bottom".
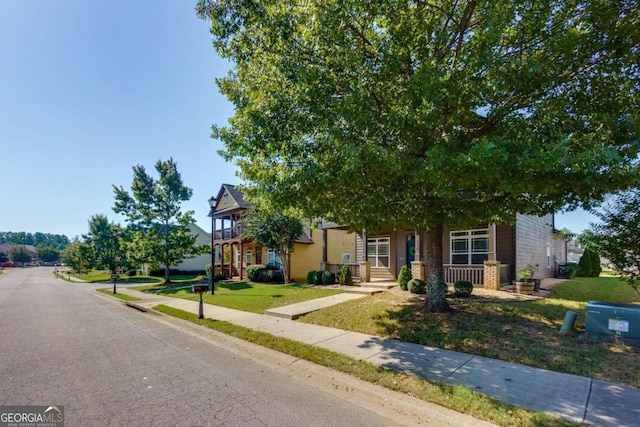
{"left": 0, "top": 232, "right": 69, "bottom": 250}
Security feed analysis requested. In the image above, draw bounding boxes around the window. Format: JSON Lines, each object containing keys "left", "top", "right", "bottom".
{"left": 223, "top": 195, "right": 228, "bottom": 204}
{"left": 367, "top": 237, "right": 390, "bottom": 268}
{"left": 267, "top": 249, "right": 281, "bottom": 269}
{"left": 246, "top": 249, "right": 252, "bottom": 266}
{"left": 450, "top": 229, "right": 489, "bottom": 264}
{"left": 235, "top": 248, "right": 241, "bottom": 266}
{"left": 546, "top": 242, "right": 551, "bottom": 268}
{"left": 341, "top": 253, "right": 351, "bottom": 264}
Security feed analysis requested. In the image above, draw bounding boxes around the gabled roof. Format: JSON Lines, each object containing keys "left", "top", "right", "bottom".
{"left": 213, "top": 184, "right": 252, "bottom": 216}
{"left": 0, "top": 243, "right": 38, "bottom": 255}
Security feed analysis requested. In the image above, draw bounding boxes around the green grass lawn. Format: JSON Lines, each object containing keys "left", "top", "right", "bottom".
{"left": 71, "top": 270, "right": 200, "bottom": 285}
{"left": 299, "top": 277, "right": 640, "bottom": 387}
{"left": 96, "top": 288, "right": 141, "bottom": 301}
{"left": 143, "top": 281, "right": 342, "bottom": 313}
{"left": 550, "top": 276, "right": 638, "bottom": 302}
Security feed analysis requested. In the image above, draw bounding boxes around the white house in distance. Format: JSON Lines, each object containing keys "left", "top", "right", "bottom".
{"left": 165, "top": 223, "right": 211, "bottom": 272}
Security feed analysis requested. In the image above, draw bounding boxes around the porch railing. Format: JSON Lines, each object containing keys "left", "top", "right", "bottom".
{"left": 444, "top": 263, "right": 512, "bottom": 286}
{"left": 324, "top": 263, "right": 360, "bottom": 281}
{"left": 444, "top": 264, "right": 484, "bottom": 285}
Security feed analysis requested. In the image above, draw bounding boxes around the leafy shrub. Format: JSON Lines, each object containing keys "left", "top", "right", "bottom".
{"left": 247, "top": 264, "right": 284, "bottom": 283}
{"left": 306, "top": 270, "right": 317, "bottom": 285}
{"left": 322, "top": 270, "right": 336, "bottom": 285}
{"left": 454, "top": 280, "right": 473, "bottom": 297}
{"left": 246, "top": 264, "right": 267, "bottom": 282}
{"left": 408, "top": 278, "right": 427, "bottom": 294}
{"left": 398, "top": 265, "right": 412, "bottom": 291}
{"left": 213, "top": 273, "right": 227, "bottom": 281}
{"left": 565, "top": 262, "right": 578, "bottom": 278}
{"left": 339, "top": 265, "right": 353, "bottom": 286}
{"left": 314, "top": 271, "right": 324, "bottom": 286}
{"left": 578, "top": 247, "right": 602, "bottom": 277}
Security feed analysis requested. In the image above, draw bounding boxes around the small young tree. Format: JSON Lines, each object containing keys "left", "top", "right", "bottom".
{"left": 242, "top": 209, "right": 304, "bottom": 284}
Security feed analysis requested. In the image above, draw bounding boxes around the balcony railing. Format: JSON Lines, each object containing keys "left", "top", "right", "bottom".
{"left": 214, "top": 226, "right": 243, "bottom": 240}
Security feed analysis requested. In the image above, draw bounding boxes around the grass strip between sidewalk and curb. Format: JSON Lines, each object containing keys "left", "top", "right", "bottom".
{"left": 154, "top": 304, "right": 575, "bottom": 427}
{"left": 96, "top": 288, "right": 141, "bottom": 301}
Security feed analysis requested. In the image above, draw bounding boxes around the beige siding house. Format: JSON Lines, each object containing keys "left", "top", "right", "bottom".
{"left": 210, "top": 184, "right": 355, "bottom": 282}
{"left": 327, "top": 213, "right": 567, "bottom": 287}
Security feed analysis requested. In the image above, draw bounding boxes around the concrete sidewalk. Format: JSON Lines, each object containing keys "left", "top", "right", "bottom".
{"left": 115, "top": 287, "right": 640, "bottom": 426}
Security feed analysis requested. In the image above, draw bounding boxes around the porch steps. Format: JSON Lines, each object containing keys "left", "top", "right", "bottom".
{"left": 370, "top": 269, "right": 395, "bottom": 281}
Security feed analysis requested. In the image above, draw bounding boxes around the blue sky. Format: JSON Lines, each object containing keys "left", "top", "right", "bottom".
{"left": 0, "top": 0, "right": 597, "bottom": 239}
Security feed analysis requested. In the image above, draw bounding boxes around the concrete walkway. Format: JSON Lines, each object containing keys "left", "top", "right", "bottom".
{"left": 114, "top": 286, "right": 640, "bottom": 426}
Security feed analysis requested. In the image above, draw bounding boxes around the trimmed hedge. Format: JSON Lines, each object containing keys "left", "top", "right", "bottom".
{"left": 322, "top": 270, "right": 336, "bottom": 285}
{"left": 408, "top": 278, "right": 427, "bottom": 294}
{"left": 306, "top": 270, "right": 317, "bottom": 285}
{"left": 454, "top": 280, "right": 473, "bottom": 297}
{"left": 246, "top": 264, "right": 284, "bottom": 283}
{"left": 398, "top": 265, "right": 412, "bottom": 291}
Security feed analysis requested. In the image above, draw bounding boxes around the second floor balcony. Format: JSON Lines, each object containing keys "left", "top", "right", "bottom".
{"left": 215, "top": 226, "right": 243, "bottom": 240}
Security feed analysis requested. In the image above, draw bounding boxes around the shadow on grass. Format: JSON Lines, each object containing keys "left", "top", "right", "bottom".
{"left": 216, "top": 281, "right": 253, "bottom": 291}
{"left": 372, "top": 297, "right": 640, "bottom": 387}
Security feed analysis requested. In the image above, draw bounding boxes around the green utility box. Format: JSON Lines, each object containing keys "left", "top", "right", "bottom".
{"left": 586, "top": 301, "right": 640, "bottom": 342}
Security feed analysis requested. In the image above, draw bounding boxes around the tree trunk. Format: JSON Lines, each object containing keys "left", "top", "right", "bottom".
{"left": 423, "top": 223, "right": 453, "bottom": 314}
{"left": 282, "top": 250, "right": 290, "bottom": 284}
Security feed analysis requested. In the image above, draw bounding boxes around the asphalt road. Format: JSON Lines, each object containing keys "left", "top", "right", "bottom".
{"left": 0, "top": 267, "right": 480, "bottom": 427}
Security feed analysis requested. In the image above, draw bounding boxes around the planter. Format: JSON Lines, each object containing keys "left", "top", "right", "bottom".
{"left": 514, "top": 280, "right": 535, "bottom": 295}
{"left": 533, "top": 279, "right": 541, "bottom": 292}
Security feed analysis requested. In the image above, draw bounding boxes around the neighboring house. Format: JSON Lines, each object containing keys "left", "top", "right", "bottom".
{"left": 325, "top": 213, "right": 567, "bottom": 287}
{"left": 0, "top": 244, "right": 38, "bottom": 265}
{"left": 210, "top": 184, "right": 355, "bottom": 282}
{"left": 165, "top": 223, "right": 211, "bottom": 272}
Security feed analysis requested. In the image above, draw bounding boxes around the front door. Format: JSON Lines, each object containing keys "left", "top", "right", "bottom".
{"left": 406, "top": 235, "right": 415, "bottom": 266}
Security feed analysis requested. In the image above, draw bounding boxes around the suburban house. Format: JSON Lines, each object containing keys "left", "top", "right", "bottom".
{"left": 323, "top": 214, "right": 568, "bottom": 288}
{"left": 0, "top": 243, "right": 38, "bottom": 265}
{"left": 209, "top": 184, "right": 355, "bottom": 282}
{"left": 164, "top": 223, "right": 212, "bottom": 273}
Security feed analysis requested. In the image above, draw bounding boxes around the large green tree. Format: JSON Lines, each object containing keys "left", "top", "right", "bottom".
{"left": 113, "top": 158, "right": 199, "bottom": 283}
{"left": 198, "top": 0, "right": 640, "bottom": 312}
{"left": 592, "top": 189, "right": 640, "bottom": 289}
{"left": 242, "top": 209, "right": 304, "bottom": 284}
{"left": 36, "top": 247, "right": 61, "bottom": 263}
{"left": 9, "top": 246, "right": 33, "bottom": 265}
{"left": 60, "top": 238, "right": 90, "bottom": 272}
{"left": 83, "top": 214, "right": 124, "bottom": 274}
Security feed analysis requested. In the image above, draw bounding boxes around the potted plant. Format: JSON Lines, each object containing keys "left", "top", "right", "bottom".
{"left": 514, "top": 264, "right": 538, "bottom": 295}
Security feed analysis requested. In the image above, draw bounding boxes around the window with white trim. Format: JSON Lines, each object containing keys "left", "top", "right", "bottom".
{"left": 267, "top": 249, "right": 281, "bottom": 269}
{"left": 450, "top": 229, "right": 489, "bottom": 264}
{"left": 341, "top": 253, "right": 352, "bottom": 264}
{"left": 367, "top": 237, "right": 390, "bottom": 268}
{"left": 246, "top": 249, "right": 252, "bottom": 266}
